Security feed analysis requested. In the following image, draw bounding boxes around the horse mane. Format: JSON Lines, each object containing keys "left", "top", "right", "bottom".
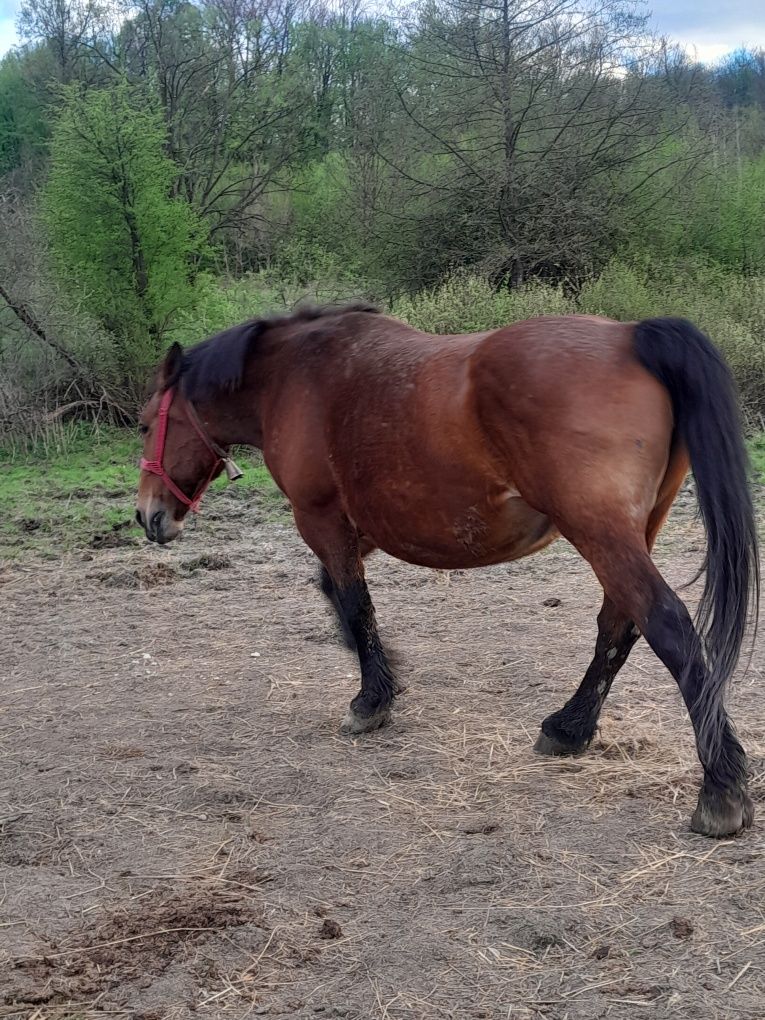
{"left": 176, "top": 301, "right": 379, "bottom": 402}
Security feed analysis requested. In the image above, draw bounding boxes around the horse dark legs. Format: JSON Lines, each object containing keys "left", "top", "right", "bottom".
{"left": 584, "top": 541, "right": 751, "bottom": 837}
{"left": 295, "top": 510, "right": 398, "bottom": 733}
{"left": 534, "top": 488, "right": 681, "bottom": 759}
{"left": 319, "top": 566, "right": 356, "bottom": 650}
{"left": 318, "top": 536, "right": 376, "bottom": 651}
{"left": 641, "top": 586, "right": 752, "bottom": 836}
{"left": 535, "top": 597, "right": 639, "bottom": 755}
{"left": 332, "top": 577, "right": 401, "bottom": 733}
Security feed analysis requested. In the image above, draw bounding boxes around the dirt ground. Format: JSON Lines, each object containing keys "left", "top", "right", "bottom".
{"left": 1, "top": 486, "right": 764, "bottom": 1020}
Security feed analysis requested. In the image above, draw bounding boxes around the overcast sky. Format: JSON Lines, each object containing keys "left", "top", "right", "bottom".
{"left": 0, "top": 0, "right": 763, "bottom": 62}
{"left": 655, "top": 0, "right": 764, "bottom": 62}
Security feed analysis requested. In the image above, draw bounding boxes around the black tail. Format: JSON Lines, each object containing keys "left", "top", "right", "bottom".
{"left": 634, "top": 317, "right": 760, "bottom": 758}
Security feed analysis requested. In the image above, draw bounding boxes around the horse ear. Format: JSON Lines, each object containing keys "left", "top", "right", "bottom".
{"left": 159, "top": 341, "right": 183, "bottom": 389}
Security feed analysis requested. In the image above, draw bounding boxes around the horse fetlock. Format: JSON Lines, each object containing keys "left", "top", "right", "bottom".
{"left": 691, "top": 780, "right": 754, "bottom": 838}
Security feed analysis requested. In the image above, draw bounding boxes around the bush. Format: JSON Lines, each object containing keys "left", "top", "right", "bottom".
{"left": 170, "top": 273, "right": 286, "bottom": 345}
{"left": 391, "top": 272, "right": 574, "bottom": 333}
{"left": 43, "top": 82, "right": 207, "bottom": 398}
{"left": 4, "top": 252, "right": 764, "bottom": 444}
{"left": 579, "top": 259, "right": 765, "bottom": 420}
{"left": 169, "top": 268, "right": 374, "bottom": 348}
{"left": 180, "top": 263, "right": 765, "bottom": 421}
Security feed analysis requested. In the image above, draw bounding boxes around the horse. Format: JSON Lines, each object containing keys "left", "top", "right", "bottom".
{"left": 135, "top": 304, "right": 759, "bottom": 838}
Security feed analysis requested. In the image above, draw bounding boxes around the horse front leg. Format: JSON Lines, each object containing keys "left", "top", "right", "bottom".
{"left": 318, "top": 565, "right": 357, "bottom": 651}
{"left": 318, "top": 535, "right": 377, "bottom": 651}
{"left": 295, "top": 508, "right": 400, "bottom": 733}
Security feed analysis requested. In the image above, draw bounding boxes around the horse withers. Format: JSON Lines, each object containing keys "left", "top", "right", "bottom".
{"left": 135, "top": 306, "right": 759, "bottom": 838}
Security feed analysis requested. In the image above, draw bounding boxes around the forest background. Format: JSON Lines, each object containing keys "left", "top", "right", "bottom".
{"left": 1, "top": 0, "right": 764, "bottom": 459}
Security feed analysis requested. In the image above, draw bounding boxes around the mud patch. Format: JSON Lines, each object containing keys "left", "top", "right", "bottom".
{"left": 181, "top": 552, "right": 232, "bottom": 572}
{"left": 89, "top": 519, "right": 138, "bottom": 549}
{"left": 91, "top": 562, "right": 178, "bottom": 588}
{"left": 6, "top": 883, "right": 266, "bottom": 1007}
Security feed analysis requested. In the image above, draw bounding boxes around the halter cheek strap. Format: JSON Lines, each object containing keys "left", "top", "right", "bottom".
{"left": 140, "top": 387, "right": 242, "bottom": 513}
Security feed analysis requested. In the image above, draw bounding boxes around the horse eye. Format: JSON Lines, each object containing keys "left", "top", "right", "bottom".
{"left": 138, "top": 423, "right": 149, "bottom": 435}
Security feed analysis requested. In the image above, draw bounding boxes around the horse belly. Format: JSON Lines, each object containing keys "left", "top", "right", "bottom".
{"left": 466, "top": 493, "right": 558, "bottom": 566}
{"left": 362, "top": 489, "right": 558, "bottom": 570}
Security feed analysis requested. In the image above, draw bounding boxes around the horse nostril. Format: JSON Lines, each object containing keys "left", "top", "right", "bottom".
{"left": 135, "top": 509, "right": 144, "bottom": 528}
{"left": 150, "top": 509, "right": 164, "bottom": 534}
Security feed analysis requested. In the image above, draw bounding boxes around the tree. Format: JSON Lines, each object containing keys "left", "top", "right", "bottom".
{"left": 17, "top": 0, "right": 99, "bottom": 83}
{"left": 716, "top": 48, "right": 765, "bottom": 111}
{"left": 43, "top": 80, "right": 207, "bottom": 394}
{"left": 108, "top": 0, "right": 310, "bottom": 260}
{"left": 0, "top": 53, "right": 50, "bottom": 175}
{"left": 386, "top": 0, "right": 702, "bottom": 287}
{"left": 1, "top": 0, "right": 762, "bottom": 304}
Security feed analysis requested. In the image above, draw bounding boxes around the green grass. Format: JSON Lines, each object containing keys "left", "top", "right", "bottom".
{"left": 0, "top": 425, "right": 282, "bottom": 559}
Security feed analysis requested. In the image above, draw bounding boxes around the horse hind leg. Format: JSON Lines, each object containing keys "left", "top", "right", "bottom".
{"left": 534, "top": 476, "right": 683, "bottom": 758}
{"left": 534, "top": 596, "right": 639, "bottom": 756}
{"left": 578, "top": 532, "right": 751, "bottom": 837}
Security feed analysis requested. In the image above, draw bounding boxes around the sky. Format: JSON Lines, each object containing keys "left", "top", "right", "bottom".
{"left": 653, "top": 1, "right": 765, "bottom": 63}
{"left": 0, "top": 0, "right": 18, "bottom": 58}
{"left": 0, "top": 0, "right": 763, "bottom": 62}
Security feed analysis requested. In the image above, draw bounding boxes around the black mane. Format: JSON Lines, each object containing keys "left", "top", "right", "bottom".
{"left": 176, "top": 301, "right": 379, "bottom": 402}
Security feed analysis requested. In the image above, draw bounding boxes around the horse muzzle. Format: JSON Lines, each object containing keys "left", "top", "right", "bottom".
{"left": 136, "top": 506, "right": 182, "bottom": 545}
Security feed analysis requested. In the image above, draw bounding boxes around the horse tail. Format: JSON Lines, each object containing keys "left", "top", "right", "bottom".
{"left": 633, "top": 317, "right": 760, "bottom": 759}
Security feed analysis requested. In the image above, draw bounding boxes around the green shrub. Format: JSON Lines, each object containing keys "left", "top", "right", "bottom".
{"left": 390, "top": 263, "right": 765, "bottom": 420}
{"left": 170, "top": 272, "right": 285, "bottom": 344}
{"left": 580, "top": 259, "right": 765, "bottom": 419}
{"left": 177, "top": 262, "right": 765, "bottom": 420}
{"left": 577, "top": 261, "right": 659, "bottom": 322}
{"left": 391, "top": 272, "right": 574, "bottom": 333}
{"left": 43, "top": 81, "right": 207, "bottom": 396}
{"left": 170, "top": 268, "right": 374, "bottom": 349}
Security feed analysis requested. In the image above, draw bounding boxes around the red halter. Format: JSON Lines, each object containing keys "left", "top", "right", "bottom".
{"left": 140, "top": 387, "right": 240, "bottom": 513}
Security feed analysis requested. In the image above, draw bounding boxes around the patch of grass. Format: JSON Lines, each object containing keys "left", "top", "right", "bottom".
{"left": 749, "top": 433, "right": 765, "bottom": 486}
{"left": 0, "top": 425, "right": 282, "bottom": 559}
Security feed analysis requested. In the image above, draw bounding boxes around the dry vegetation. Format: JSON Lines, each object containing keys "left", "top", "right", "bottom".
{"left": 1, "top": 487, "right": 764, "bottom": 1018}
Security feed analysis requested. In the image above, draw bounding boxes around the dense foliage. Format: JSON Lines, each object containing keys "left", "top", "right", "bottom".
{"left": 44, "top": 82, "right": 205, "bottom": 382}
{"left": 1, "top": 0, "right": 764, "bottom": 434}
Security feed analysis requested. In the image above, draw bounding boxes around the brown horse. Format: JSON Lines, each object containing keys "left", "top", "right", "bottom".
{"left": 135, "top": 305, "right": 759, "bottom": 838}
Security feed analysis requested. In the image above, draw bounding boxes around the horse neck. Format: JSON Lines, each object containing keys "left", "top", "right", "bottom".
{"left": 200, "top": 316, "right": 342, "bottom": 450}
{"left": 200, "top": 337, "right": 287, "bottom": 449}
{"left": 196, "top": 385, "right": 260, "bottom": 450}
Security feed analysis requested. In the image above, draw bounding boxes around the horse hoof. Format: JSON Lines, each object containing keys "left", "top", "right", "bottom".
{"left": 690, "top": 786, "right": 754, "bottom": 838}
{"left": 340, "top": 706, "right": 391, "bottom": 735}
{"left": 533, "top": 728, "right": 588, "bottom": 757}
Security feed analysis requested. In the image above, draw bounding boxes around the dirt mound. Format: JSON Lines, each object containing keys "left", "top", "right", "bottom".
{"left": 181, "top": 552, "right": 232, "bottom": 572}
{"left": 89, "top": 520, "right": 137, "bottom": 549}
{"left": 90, "top": 562, "right": 178, "bottom": 588}
{"left": 6, "top": 883, "right": 266, "bottom": 1008}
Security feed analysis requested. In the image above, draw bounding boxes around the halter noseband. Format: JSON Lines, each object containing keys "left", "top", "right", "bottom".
{"left": 140, "top": 387, "right": 243, "bottom": 513}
